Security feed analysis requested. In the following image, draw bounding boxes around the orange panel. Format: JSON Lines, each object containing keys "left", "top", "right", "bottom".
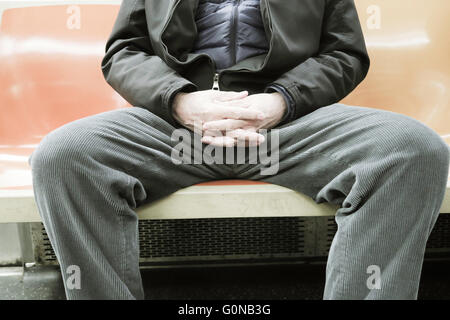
{"left": 0, "top": 4, "right": 129, "bottom": 191}
{"left": 344, "top": 0, "right": 450, "bottom": 144}
{"left": 0, "top": 5, "right": 129, "bottom": 147}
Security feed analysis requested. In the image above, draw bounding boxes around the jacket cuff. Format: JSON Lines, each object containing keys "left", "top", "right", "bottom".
{"left": 265, "top": 84, "right": 296, "bottom": 126}
{"left": 163, "top": 81, "right": 197, "bottom": 127}
{"left": 271, "top": 79, "right": 311, "bottom": 119}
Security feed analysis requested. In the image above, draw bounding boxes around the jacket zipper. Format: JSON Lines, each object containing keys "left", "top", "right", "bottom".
{"left": 212, "top": 73, "right": 220, "bottom": 90}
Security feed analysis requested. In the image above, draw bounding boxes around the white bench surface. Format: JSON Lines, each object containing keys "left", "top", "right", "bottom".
{"left": 0, "top": 181, "right": 449, "bottom": 223}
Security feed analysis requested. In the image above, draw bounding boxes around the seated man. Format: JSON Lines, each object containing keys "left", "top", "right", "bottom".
{"left": 29, "top": 0, "right": 449, "bottom": 299}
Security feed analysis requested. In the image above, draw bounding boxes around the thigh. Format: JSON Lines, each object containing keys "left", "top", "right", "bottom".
{"left": 236, "top": 103, "right": 446, "bottom": 202}
{"left": 30, "top": 107, "right": 228, "bottom": 202}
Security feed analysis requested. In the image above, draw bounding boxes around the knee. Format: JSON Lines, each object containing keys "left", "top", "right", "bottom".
{"left": 30, "top": 125, "right": 91, "bottom": 181}
{"left": 381, "top": 113, "right": 449, "bottom": 174}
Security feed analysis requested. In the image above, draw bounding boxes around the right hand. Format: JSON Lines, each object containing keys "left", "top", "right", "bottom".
{"left": 172, "top": 90, "right": 264, "bottom": 132}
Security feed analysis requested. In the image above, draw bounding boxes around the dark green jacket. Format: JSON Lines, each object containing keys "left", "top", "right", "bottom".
{"left": 101, "top": 0, "right": 370, "bottom": 127}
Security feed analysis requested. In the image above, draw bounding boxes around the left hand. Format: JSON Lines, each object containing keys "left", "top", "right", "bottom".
{"left": 202, "top": 92, "right": 287, "bottom": 147}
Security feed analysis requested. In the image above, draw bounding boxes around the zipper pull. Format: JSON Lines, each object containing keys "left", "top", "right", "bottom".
{"left": 212, "top": 73, "right": 220, "bottom": 90}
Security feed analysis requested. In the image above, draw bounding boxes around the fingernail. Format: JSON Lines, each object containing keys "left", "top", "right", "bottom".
{"left": 258, "top": 113, "right": 265, "bottom": 120}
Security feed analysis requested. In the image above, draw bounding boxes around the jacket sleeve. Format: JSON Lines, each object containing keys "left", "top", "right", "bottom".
{"left": 101, "top": 0, "right": 197, "bottom": 126}
{"left": 266, "top": 0, "right": 370, "bottom": 121}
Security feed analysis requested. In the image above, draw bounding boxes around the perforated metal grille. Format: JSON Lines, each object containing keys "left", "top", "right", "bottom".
{"left": 138, "top": 217, "right": 306, "bottom": 258}
{"left": 31, "top": 214, "right": 450, "bottom": 266}
{"left": 426, "top": 214, "right": 450, "bottom": 250}
{"left": 31, "top": 223, "right": 57, "bottom": 263}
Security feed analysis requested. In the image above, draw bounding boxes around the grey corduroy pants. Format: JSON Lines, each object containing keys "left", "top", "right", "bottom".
{"left": 29, "top": 103, "right": 450, "bottom": 300}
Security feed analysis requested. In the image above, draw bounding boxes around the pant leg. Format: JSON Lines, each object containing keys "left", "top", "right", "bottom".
{"left": 237, "top": 103, "right": 450, "bottom": 299}
{"left": 29, "top": 107, "right": 229, "bottom": 300}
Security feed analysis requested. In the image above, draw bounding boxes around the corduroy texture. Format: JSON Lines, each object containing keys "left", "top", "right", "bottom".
{"left": 29, "top": 104, "right": 449, "bottom": 299}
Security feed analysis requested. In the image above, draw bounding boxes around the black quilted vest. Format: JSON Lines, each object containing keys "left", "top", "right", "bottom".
{"left": 192, "top": 0, "right": 270, "bottom": 71}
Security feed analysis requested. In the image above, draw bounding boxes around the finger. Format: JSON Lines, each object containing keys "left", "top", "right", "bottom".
{"left": 215, "top": 99, "right": 251, "bottom": 108}
{"left": 218, "top": 107, "right": 265, "bottom": 121}
{"left": 201, "top": 135, "right": 236, "bottom": 147}
{"left": 214, "top": 90, "right": 248, "bottom": 102}
{"left": 202, "top": 128, "right": 223, "bottom": 137}
{"left": 226, "top": 129, "right": 265, "bottom": 145}
{"left": 203, "top": 119, "right": 249, "bottom": 131}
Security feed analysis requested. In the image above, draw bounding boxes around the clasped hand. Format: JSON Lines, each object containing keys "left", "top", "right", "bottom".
{"left": 172, "top": 89, "right": 286, "bottom": 147}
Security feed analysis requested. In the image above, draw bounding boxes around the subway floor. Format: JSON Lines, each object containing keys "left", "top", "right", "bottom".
{"left": 1, "top": 259, "right": 450, "bottom": 300}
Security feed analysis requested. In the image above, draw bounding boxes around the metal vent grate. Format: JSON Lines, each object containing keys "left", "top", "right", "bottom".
{"left": 31, "top": 223, "right": 57, "bottom": 263}
{"left": 138, "top": 217, "right": 306, "bottom": 258}
{"left": 426, "top": 214, "right": 450, "bottom": 250}
{"left": 31, "top": 214, "right": 450, "bottom": 266}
